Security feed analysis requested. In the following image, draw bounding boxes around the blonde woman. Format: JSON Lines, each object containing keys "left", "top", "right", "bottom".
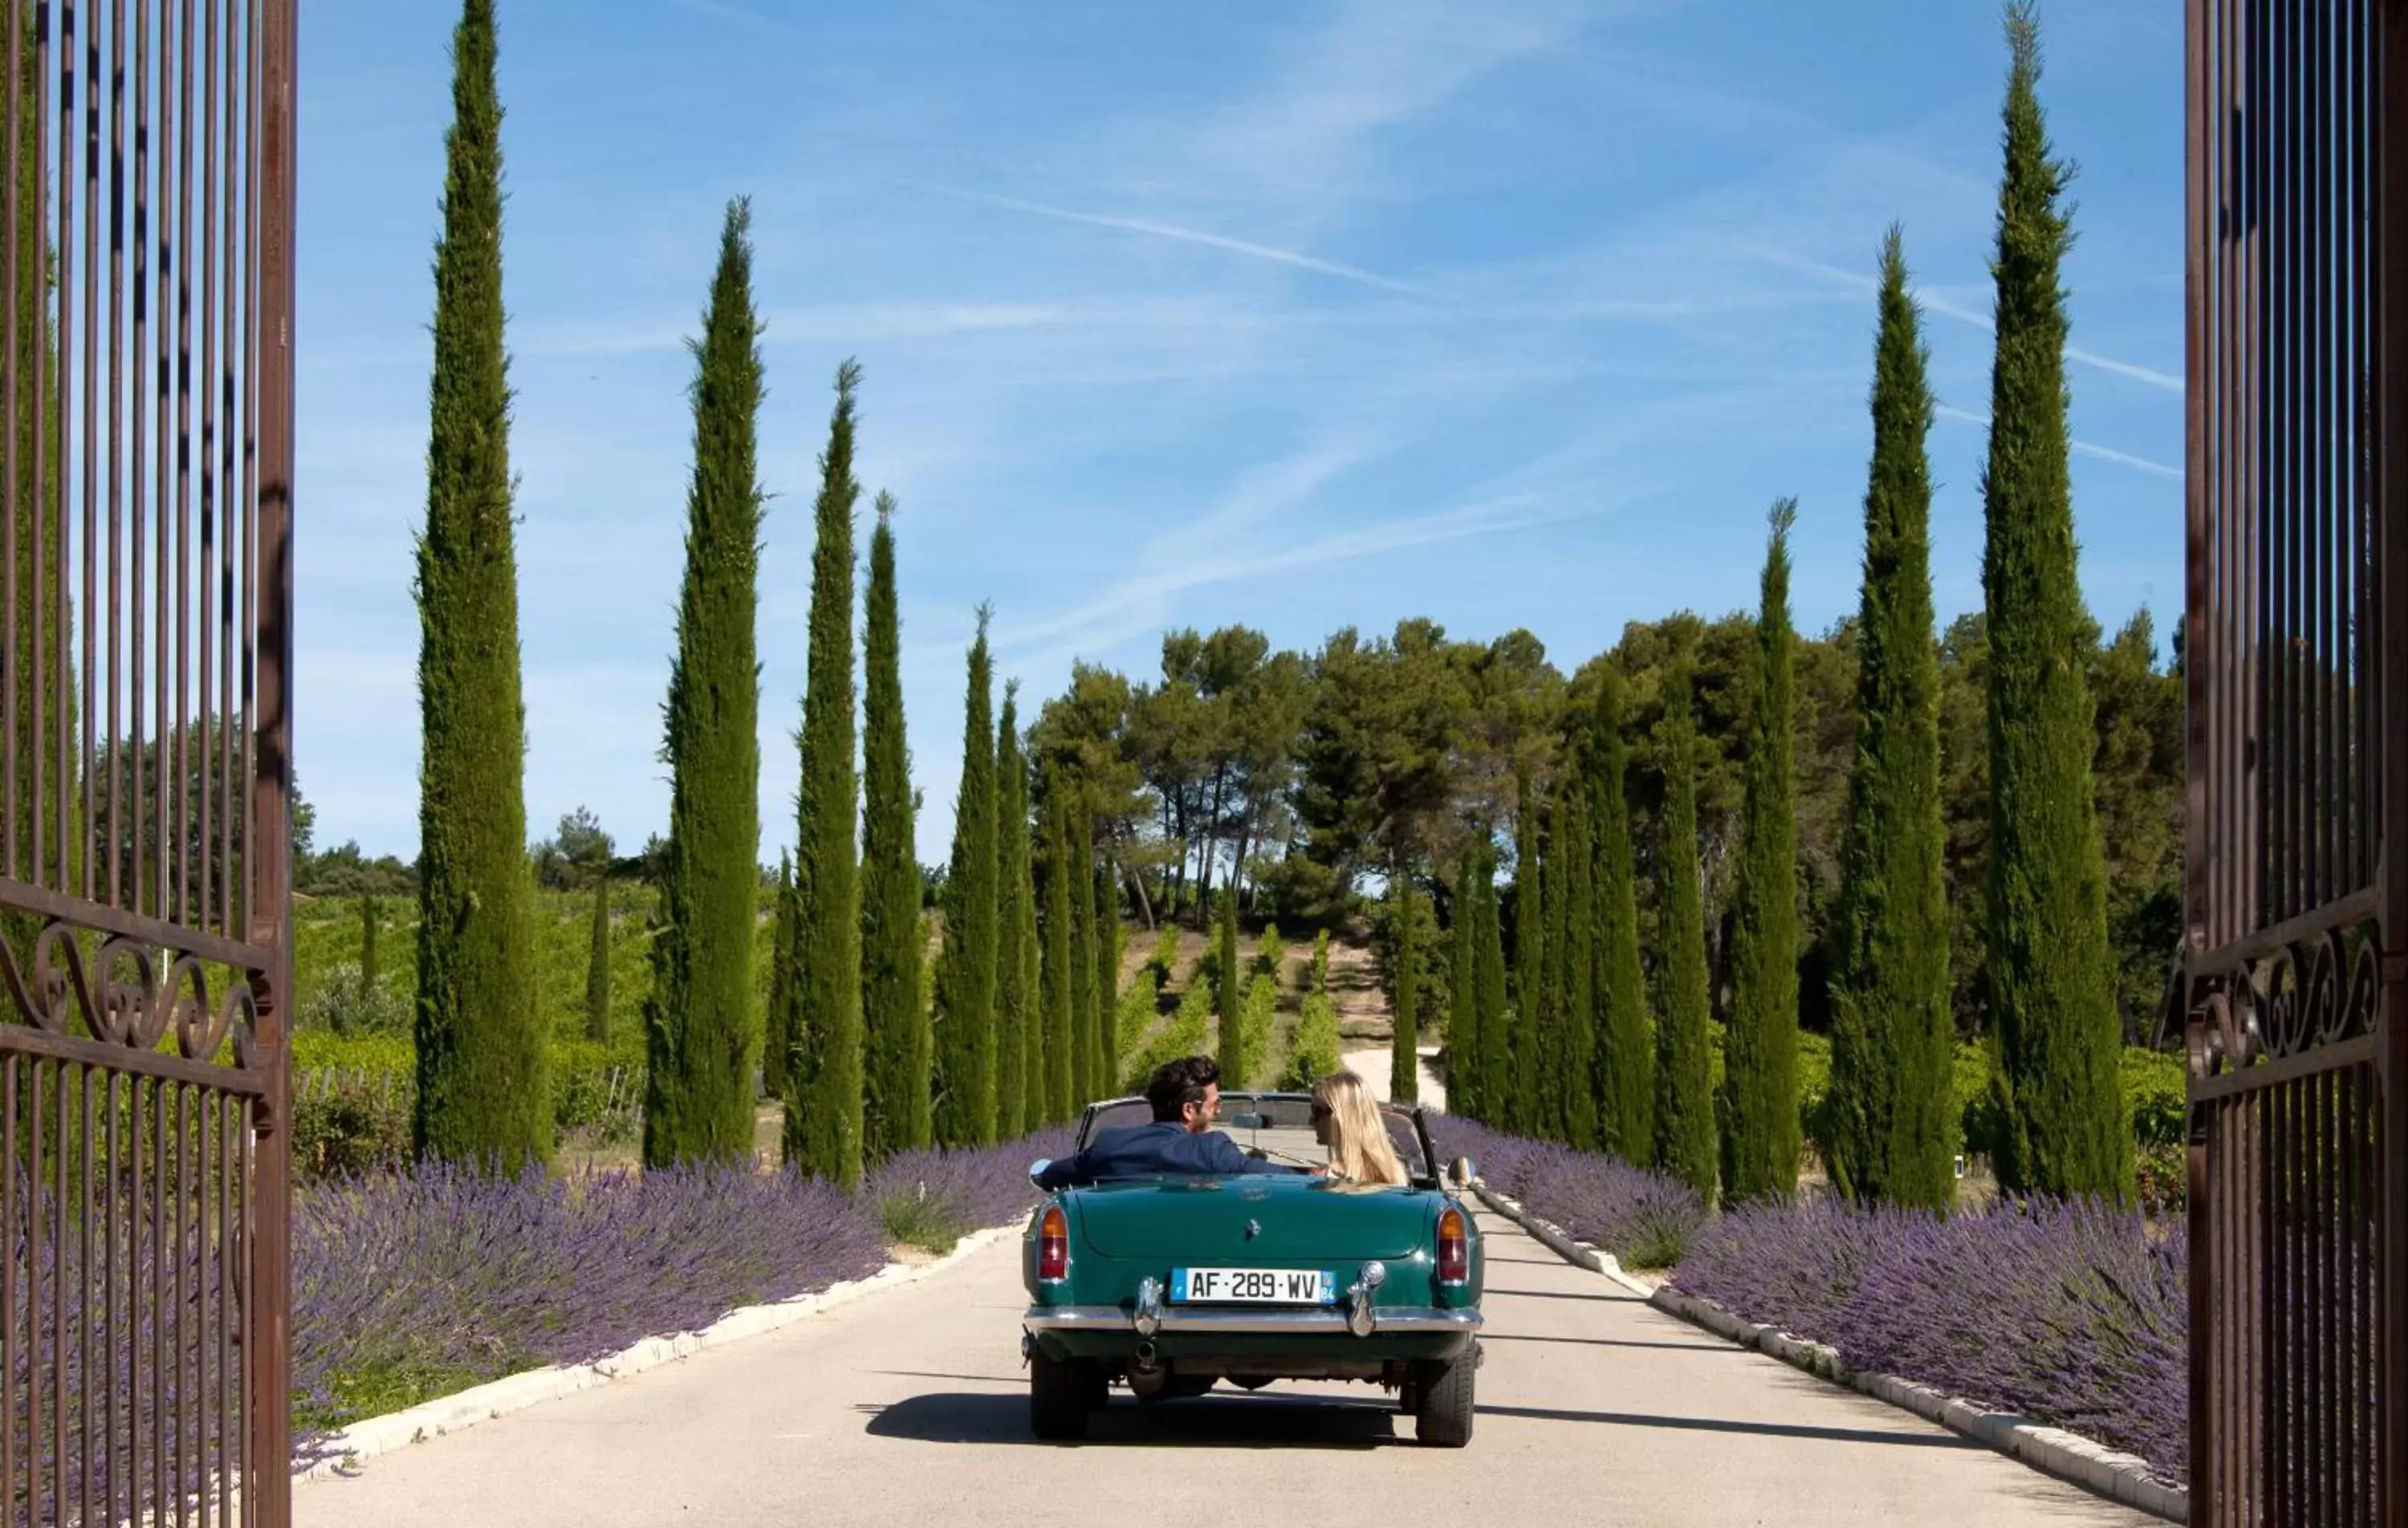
{"left": 1308, "top": 1071, "right": 1410, "bottom": 1188}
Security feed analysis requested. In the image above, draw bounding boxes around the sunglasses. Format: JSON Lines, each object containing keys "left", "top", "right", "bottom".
{"left": 1310, "top": 1103, "right": 1332, "bottom": 1120}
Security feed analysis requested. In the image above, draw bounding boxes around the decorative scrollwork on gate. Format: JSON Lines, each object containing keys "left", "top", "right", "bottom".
{"left": 2187, "top": 917, "right": 2382, "bottom": 1082}
{"left": 0, "top": 914, "right": 264, "bottom": 1067}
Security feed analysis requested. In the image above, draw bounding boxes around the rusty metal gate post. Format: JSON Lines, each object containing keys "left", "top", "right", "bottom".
{"left": 0, "top": 0, "right": 297, "bottom": 1523}
{"left": 2183, "top": 1, "right": 2405, "bottom": 1524}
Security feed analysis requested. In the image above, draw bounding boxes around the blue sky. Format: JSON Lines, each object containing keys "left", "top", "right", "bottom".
{"left": 297, "top": 0, "right": 2184, "bottom": 868}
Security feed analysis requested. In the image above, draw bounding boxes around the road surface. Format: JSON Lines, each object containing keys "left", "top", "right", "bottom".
{"left": 295, "top": 1205, "right": 2150, "bottom": 1527}
{"left": 1341, "top": 1044, "right": 1446, "bottom": 1108}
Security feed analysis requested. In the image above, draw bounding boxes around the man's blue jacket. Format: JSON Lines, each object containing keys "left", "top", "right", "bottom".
{"left": 1035, "top": 1121, "right": 1305, "bottom": 1190}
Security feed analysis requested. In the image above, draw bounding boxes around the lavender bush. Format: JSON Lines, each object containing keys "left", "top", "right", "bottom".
{"left": 867, "top": 1127, "right": 1075, "bottom": 1252}
{"left": 1427, "top": 1114, "right": 1710, "bottom": 1268}
{"left": 1674, "top": 1195, "right": 2186, "bottom": 1481}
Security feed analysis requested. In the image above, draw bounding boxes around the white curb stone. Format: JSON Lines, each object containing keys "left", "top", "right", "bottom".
{"left": 297, "top": 1219, "right": 1027, "bottom": 1481}
{"left": 1470, "top": 1179, "right": 2186, "bottom": 1523}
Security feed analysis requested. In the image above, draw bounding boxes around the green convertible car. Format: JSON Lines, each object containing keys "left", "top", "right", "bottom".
{"left": 1019, "top": 1092, "right": 1485, "bottom": 1445}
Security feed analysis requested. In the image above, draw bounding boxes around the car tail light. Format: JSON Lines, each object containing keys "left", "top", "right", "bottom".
{"left": 1436, "top": 1207, "right": 1468, "bottom": 1285}
{"left": 1037, "top": 1205, "right": 1068, "bottom": 1281}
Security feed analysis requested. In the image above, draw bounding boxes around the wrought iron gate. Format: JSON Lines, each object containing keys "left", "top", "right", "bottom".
{"left": 0, "top": 0, "right": 295, "bottom": 1524}
{"left": 2183, "top": 0, "right": 2405, "bottom": 1523}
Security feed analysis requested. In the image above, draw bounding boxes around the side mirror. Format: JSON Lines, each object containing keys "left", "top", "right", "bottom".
{"left": 1448, "top": 1156, "right": 1477, "bottom": 1190}
{"left": 1028, "top": 1158, "right": 1051, "bottom": 1187}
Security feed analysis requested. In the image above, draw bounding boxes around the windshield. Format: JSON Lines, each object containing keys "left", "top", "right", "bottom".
{"left": 1076, "top": 1092, "right": 1435, "bottom": 1184}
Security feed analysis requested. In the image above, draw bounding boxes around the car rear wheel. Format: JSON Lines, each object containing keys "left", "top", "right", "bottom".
{"left": 1030, "top": 1350, "right": 1094, "bottom": 1441}
{"left": 1412, "top": 1351, "right": 1475, "bottom": 1447}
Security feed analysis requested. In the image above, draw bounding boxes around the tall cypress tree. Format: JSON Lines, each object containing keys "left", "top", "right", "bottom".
{"left": 1390, "top": 860, "right": 1419, "bottom": 1103}
{"left": 1653, "top": 662, "right": 1717, "bottom": 1201}
{"left": 1215, "top": 882, "right": 1243, "bottom": 1085}
{"left": 1590, "top": 674, "right": 1653, "bottom": 1163}
{"left": 763, "top": 855, "right": 797, "bottom": 1093}
{"left": 860, "top": 494, "right": 926, "bottom": 1158}
{"left": 1095, "top": 851, "right": 1120, "bottom": 1086}
{"left": 584, "top": 876, "right": 611, "bottom": 1043}
{"left": 932, "top": 610, "right": 999, "bottom": 1147}
{"left": 1069, "top": 806, "right": 1098, "bottom": 1103}
{"left": 1558, "top": 784, "right": 1598, "bottom": 1152}
{"left": 784, "top": 360, "right": 865, "bottom": 1188}
{"left": 1475, "top": 851, "right": 1509, "bottom": 1123}
{"left": 1041, "top": 782, "right": 1076, "bottom": 1120}
{"left": 1538, "top": 809, "right": 1570, "bottom": 1141}
{"left": 1510, "top": 767, "right": 1545, "bottom": 1134}
{"left": 1980, "top": 6, "right": 2129, "bottom": 1202}
{"left": 412, "top": 0, "right": 546, "bottom": 1169}
{"left": 995, "top": 685, "right": 1033, "bottom": 1140}
{"left": 1448, "top": 847, "right": 1479, "bottom": 1120}
{"left": 1828, "top": 228, "right": 1956, "bottom": 1209}
{"left": 1721, "top": 500, "right": 1803, "bottom": 1202}
{"left": 644, "top": 198, "right": 766, "bottom": 1169}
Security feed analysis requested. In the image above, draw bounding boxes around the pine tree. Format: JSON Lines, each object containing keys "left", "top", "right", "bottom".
{"left": 1558, "top": 784, "right": 1598, "bottom": 1152}
{"left": 932, "top": 609, "right": 999, "bottom": 1147}
{"left": 784, "top": 360, "right": 865, "bottom": 1187}
{"left": 763, "top": 856, "right": 797, "bottom": 1092}
{"left": 1721, "top": 500, "right": 1803, "bottom": 1202}
{"left": 1041, "top": 783, "right": 1076, "bottom": 1120}
{"left": 1095, "top": 852, "right": 1121, "bottom": 1087}
{"left": 413, "top": 0, "right": 547, "bottom": 1169}
{"left": 1390, "top": 862, "right": 1419, "bottom": 1103}
{"left": 1590, "top": 675, "right": 1653, "bottom": 1163}
{"left": 1448, "top": 848, "right": 1479, "bottom": 1120}
{"left": 1653, "top": 662, "right": 1717, "bottom": 1201}
{"left": 995, "top": 685, "right": 1033, "bottom": 1140}
{"left": 1215, "top": 884, "right": 1243, "bottom": 1085}
{"left": 1511, "top": 766, "right": 1545, "bottom": 1134}
{"left": 1828, "top": 227, "right": 1956, "bottom": 1209}
{"left": 1980, "top": 6, "right": 2129, "bottom": 1202}
{"left": 644, "top": 198, "right": 766, "bottom": 1169}
{"left": 860, "top": 494, "right": 926, "bottom": 1158}
{"left": 1069, "top": 805, "right": 1098, "bottom": 1103}
{"left": 584, "top": 876, "right": 611, "bottom": 1043}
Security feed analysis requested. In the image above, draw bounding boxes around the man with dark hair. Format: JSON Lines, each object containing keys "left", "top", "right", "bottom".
{"left": 1035, "top": 1055, "right": 1303, "bottom": 1189}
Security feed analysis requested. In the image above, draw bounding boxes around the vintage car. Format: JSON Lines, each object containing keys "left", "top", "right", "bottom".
{"left": 1019, "top": 1091, "right": 1484, "bottom": 1445}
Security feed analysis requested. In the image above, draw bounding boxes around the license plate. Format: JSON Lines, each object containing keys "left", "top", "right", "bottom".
{"left": 1170, "top": 1267, "right": 1336, "bottom": 1304}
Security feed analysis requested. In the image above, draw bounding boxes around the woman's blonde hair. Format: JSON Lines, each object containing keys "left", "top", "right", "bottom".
{"left": 1312, "top": 1071, "right": 1409, "bottom": 1188}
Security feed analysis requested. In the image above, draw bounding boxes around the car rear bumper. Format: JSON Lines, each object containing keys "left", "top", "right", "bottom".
{"left": 1023, "top": 1304, "right": 1481, "bottom": 1336}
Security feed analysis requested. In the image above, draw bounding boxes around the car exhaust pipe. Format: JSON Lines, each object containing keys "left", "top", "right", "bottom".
{"left": 1134, "top": 1340, "right": 1160, "bottom": 1369}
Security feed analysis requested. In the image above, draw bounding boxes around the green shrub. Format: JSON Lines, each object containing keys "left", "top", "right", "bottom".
{"left": 1311, "top": 930, "right": 1330, "bottom": 994}
{"left": 880, "top": 1184, "right": 970, "bottom": 1255}
{"left": 1256, "top": 924, "right": 1287, "bottom": 984}
{"left": 1239, "top": 973, "right": 1277, "bottom": 1087}
{"left": 300, "top": 961, "right": 410, "bottom": 1038}
{"left": 293, "top": 1030, "right": 416, "bottom": 1080}
{"left": 1279, "top": 993, "right": 1342, "bottom": 1091}
{"left": 2121, "top": 1046, "right": 2185, "bottom": 1149}
{"left": 1124, "top": 981, "right": 1212, "bottom": 1093}
{"left": 1115, "top": 968, "right": 1161, "bottom": 1070}
{"left": 1149, "top": 928, "right": 1180, "bottom": 984}
{"left": 293, "top": 1078, "right": 410, "bottom": 1181}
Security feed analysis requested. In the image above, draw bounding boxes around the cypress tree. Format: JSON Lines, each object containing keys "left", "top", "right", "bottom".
{"left": 1980, "top": 6, "right": 2129, "bottom": 1202}
{"left": 1558, "top": 785, "right": 1598, "bottom": 1152}
{"left": 1215, "top": 883, "right": 1243, "bottom": 1085}
{"left": 1722, "top": 500, "right": 1803, "bottom": 1202}
{"left": 995, "top": 685, "right": 1032, "bottom": 1140}
{"left": 584, "top": 876, "right": 611, "bottom": 1043}
{"left": 1590, "top": 676, "right": 1653, "bottom": 1163}
{"left": 1041, "top": 783, "right": 1076, "bottom": 1120}
{"left": 1653, "top": 662, "right": 1717, "bottom": 1201}
{"left": 5, "top": 13, "right": 72, "bottom": 944}
{"left": 412, "top": 0, "right": 547, "bottom": 1169}
{"left": 1069, "top": 807, "right": 1097, "bottom": 1103}
{"left": 361, "top": 896, "right": 383, "bottom": 995}
{"left": 1828, "top": 228, "right": 1956, "bottom": 1209}
{"left": 1474, "top": 851, "right": 1510, "bottom": 1124}
{"left": 644, "top": 198, "right": 766, "bottom": 1169}
{"left": 1538, "top": 810, "right": 1569, "bottom": 1140}
{"left": 1095, "top": 852, "right": 1120, "bottom": 1086}
{"left": 932, "top": 610, "right": 999, "bottom": 1146}
{"left": 784, "top": 360, "right": 865, "bottom": 1187}
{"left": 860, "top": 494, "right": 927, "bottom": 1158}
{"left": 1449, "top": 847, "right": 1479, "bottom": 1120}
{"left": 1390, "top": 862, "right": 1418, "bottom": 1103}
{"left": 1511, "top": 767, "right": 1545, "bottom": 1133}
{"left": 763, "top": 856, "right": 797, "bottom": 1092}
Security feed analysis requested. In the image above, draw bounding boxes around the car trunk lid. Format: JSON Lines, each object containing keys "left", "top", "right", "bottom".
{"left": 1074, "top": 1178, "right": 1425, "bottom": 1260}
